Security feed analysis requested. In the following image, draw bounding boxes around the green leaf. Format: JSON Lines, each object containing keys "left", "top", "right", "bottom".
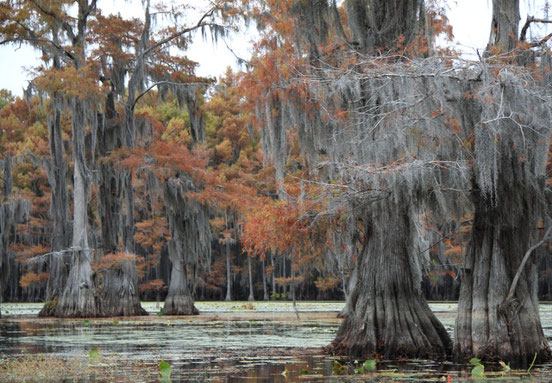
{"left": 159, "top": 360, "right": 171, "bottom": 379}
{"left": 469, "top": 358, "right": 481, "bottom": 366}
{"left": 332, "top": 360, "right": 345, "bottom": 375}
{"left": 88, "top": 348, "right": 100, "bottom": 363}
{"left": 157, "top": 308, "right": 164, "bottom": 316}
{"left": 300, "top": 369, "right": 309, "bottom": 375}
{"left": 471, "top": 363, "right": 484, "bottom": 378}
{"left": 363, "top": 359, "right": 376, "bottom": 372}
{"left": 83, "top": 319, "right": 90, "bottom": 327}
{"left": 112, "top": 320, "right": 119, "bottom": 326}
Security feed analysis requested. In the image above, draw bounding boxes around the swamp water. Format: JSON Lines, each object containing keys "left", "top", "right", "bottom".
{"left": 1, "top": 302, "right": 552, "bottom": 382}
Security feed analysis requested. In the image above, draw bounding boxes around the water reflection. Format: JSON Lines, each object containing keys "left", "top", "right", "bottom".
{"left": 2, "top": 303, "right": 552, "bottom": 382}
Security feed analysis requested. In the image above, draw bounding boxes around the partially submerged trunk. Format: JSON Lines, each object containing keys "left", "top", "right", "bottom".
{"left": 40, "top": 101, "right": 70, "bottom": 317}
{"left": 97, "top": 256, "right": 147, "bottom": 316}
{"left": 163, "top": 178, "right": 210, "bottom": 315}
{"left": 164, "top": 256, "right": 198, "bottom": 315}
{"left": 328, "top": 200, "right": 452, "bottom": 359}
{"left": 55, "top": 98, "right": 99, "bottom": 318}
{"left": 454, "top": 179, "right": 551, "bottom": 367}
{"left": 95, "top": 92, "right": 146, "bottom": 316}
{"left": 0, "top": 171, "right": 30, "bottom": 318}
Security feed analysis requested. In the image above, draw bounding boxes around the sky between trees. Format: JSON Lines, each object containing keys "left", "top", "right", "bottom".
{"left": 1, "top": 0, "right": 549, "bottom": 96}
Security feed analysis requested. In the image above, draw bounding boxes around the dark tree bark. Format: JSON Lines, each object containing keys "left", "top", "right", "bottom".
{"left": 1, "top": 158, "right": 30, "bottom": 318}
{"left": 39, "top": 97, "right": 71, "bottom": 317}
{"left": 247, "top": 255, "right": 255, "bottom": 301}
{"left": 95, "top": 88, "right": 146, "bottom": 317}
{"left": 96, "top": 256, "right": 147, "bottom": 316}
{"left": 488, "top": 0, "right": 520, "bottom": 51}
{"left": 225, "top": 240, "right": 232, "bottom": 301}
{"left": 55, "top": 97, "right": 100, "bottom": 317}
{"left": 454, "top": 161, "right": 551, "bottom": 367}
{"left": 346, "top": 0, "right": 426, "bottom": 52}
{"left": 454, "top": 0, "right": 551, "bottom": 367}
{"left": 328, "top": 199, "right": 452, "bottom": 359}
{"left": 262, "top": 258, "right": 269, "bottom": 301}
{"left": 163, "top": 178, "right": 210, "bottom": 315}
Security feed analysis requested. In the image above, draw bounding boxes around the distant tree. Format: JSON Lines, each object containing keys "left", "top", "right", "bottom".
{"left": 0, "top": 0, "right": 246, "bottom": 317}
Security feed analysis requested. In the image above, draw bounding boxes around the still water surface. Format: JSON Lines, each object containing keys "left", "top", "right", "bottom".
{"left": 1, "top": 302, "right": 552, "bottom": 381}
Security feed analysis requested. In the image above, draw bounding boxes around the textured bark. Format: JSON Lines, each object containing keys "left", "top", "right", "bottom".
{"left": 346, "top": 0, "right": 426, "bottom": 52}
{"left": 163, "top": 178, "right": 210, "bottom": 315}
{"left": 454, "top": 0, "right": 551, "bottom": 366}
{"left": 94, "top": 84, "right": 146, "bottom": 316}
{"left": 96, "top": 257, "right": 147, "bottom": 316}
{"left": 454, "top": 171, "right": 551, "bottom": 367}
{"left": 0, "top": 194, "right": 30, "bottom": 318}
{"left": 55, "top": 98, "right": 99, "bottom": 318}
{"left": 164, "top": 257, "right": 198, "bottom": 315}
{"left": 328, "top": 200, "right": 452, "bottom": 359}
{"left": 488, "top": 0, "right": 520, "bottom": 51}
{"left": 39, "top": 99, "right": 70, "bottom": 317}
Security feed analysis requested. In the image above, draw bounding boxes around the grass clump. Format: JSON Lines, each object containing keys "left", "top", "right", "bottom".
{"left": 0, "top": 354, "right": 93, "bottom": 382}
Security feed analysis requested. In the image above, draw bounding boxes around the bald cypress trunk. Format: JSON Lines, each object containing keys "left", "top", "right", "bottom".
{"left": 328, "top": 200, "right": 451, "bottom": 359}
{"left": 454, "top": 0, "right": 551, "bottom": 366}
{"left": 346, "top": 0, "right": 426, "bottom": 52}
{"left": 164, "top": 256, "right": 198, "bottom": 315}
{"left": 163, "top": 178, "right": 210, "bottom": 315}
{"left": 225, "top": 240, "right": 232, "bottom": 301}
{"left": 1, "top": 158, "right": 30, "bottom": 318}
{"left": 39, "top": 99, "right": 70, "bottom": 317}
{"left": 55, "top": 98, "right": 100, "bottom": 318}
{"left": 95, "top": 89, "right": 146, "bottom": 317}
{"left": 247, "top": 255, "right": 255, "bottom": 301}
{"left": 454, "top": 159, "right": 551, "bottom": 367}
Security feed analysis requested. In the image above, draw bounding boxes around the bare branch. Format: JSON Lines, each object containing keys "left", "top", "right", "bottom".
{"left": 140, "top": 6, "right": 223, "bottom": 59}
{"left": 28, "top": 0, "right": 76, "bottom": 43}
{"left": 132, "top": 80, "right": 210, "bottom": 109}
{"left": 520, "top": 15, "right": 552, "bottom": 42}
{"left": 505, "top": 225, "right": 552, "bottom": 303}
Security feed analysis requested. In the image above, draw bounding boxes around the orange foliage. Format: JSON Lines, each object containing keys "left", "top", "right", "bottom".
{"left": 19, "top": 271, "right": 49, "bottom": 288}
{"left": 94, "top": 253, "right": 142, "bottom": 272}
{"left": 139, "top": 279, "right": 167, "bottom": 293}
{"left": 315, "top": 276, "right": 341, "bottom": 291}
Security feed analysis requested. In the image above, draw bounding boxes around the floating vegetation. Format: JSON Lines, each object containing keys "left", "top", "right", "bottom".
{"left": 1, "top": 303, "right": 552, "bottom": 381}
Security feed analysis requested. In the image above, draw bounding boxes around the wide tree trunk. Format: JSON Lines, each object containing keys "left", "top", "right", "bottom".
{"left": 163, "top": 178, "right": 210, "bottom": 315}
{"left": 55, "top": 98, "right": 100, "bottom": 318}
{"left": 97, "top": 257, "right": 147, "bottom": 316}
{"left": 328, "top": 201, "right": 452, "bottom": 359}
{"left": 164, "top": 257, "right": 198, "bottom": 315}
{"left": 454, "top": 181, "right": 551, "bottom": 367}
{"left": 95, "top": 89, "right": 146, "bottom": 316}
